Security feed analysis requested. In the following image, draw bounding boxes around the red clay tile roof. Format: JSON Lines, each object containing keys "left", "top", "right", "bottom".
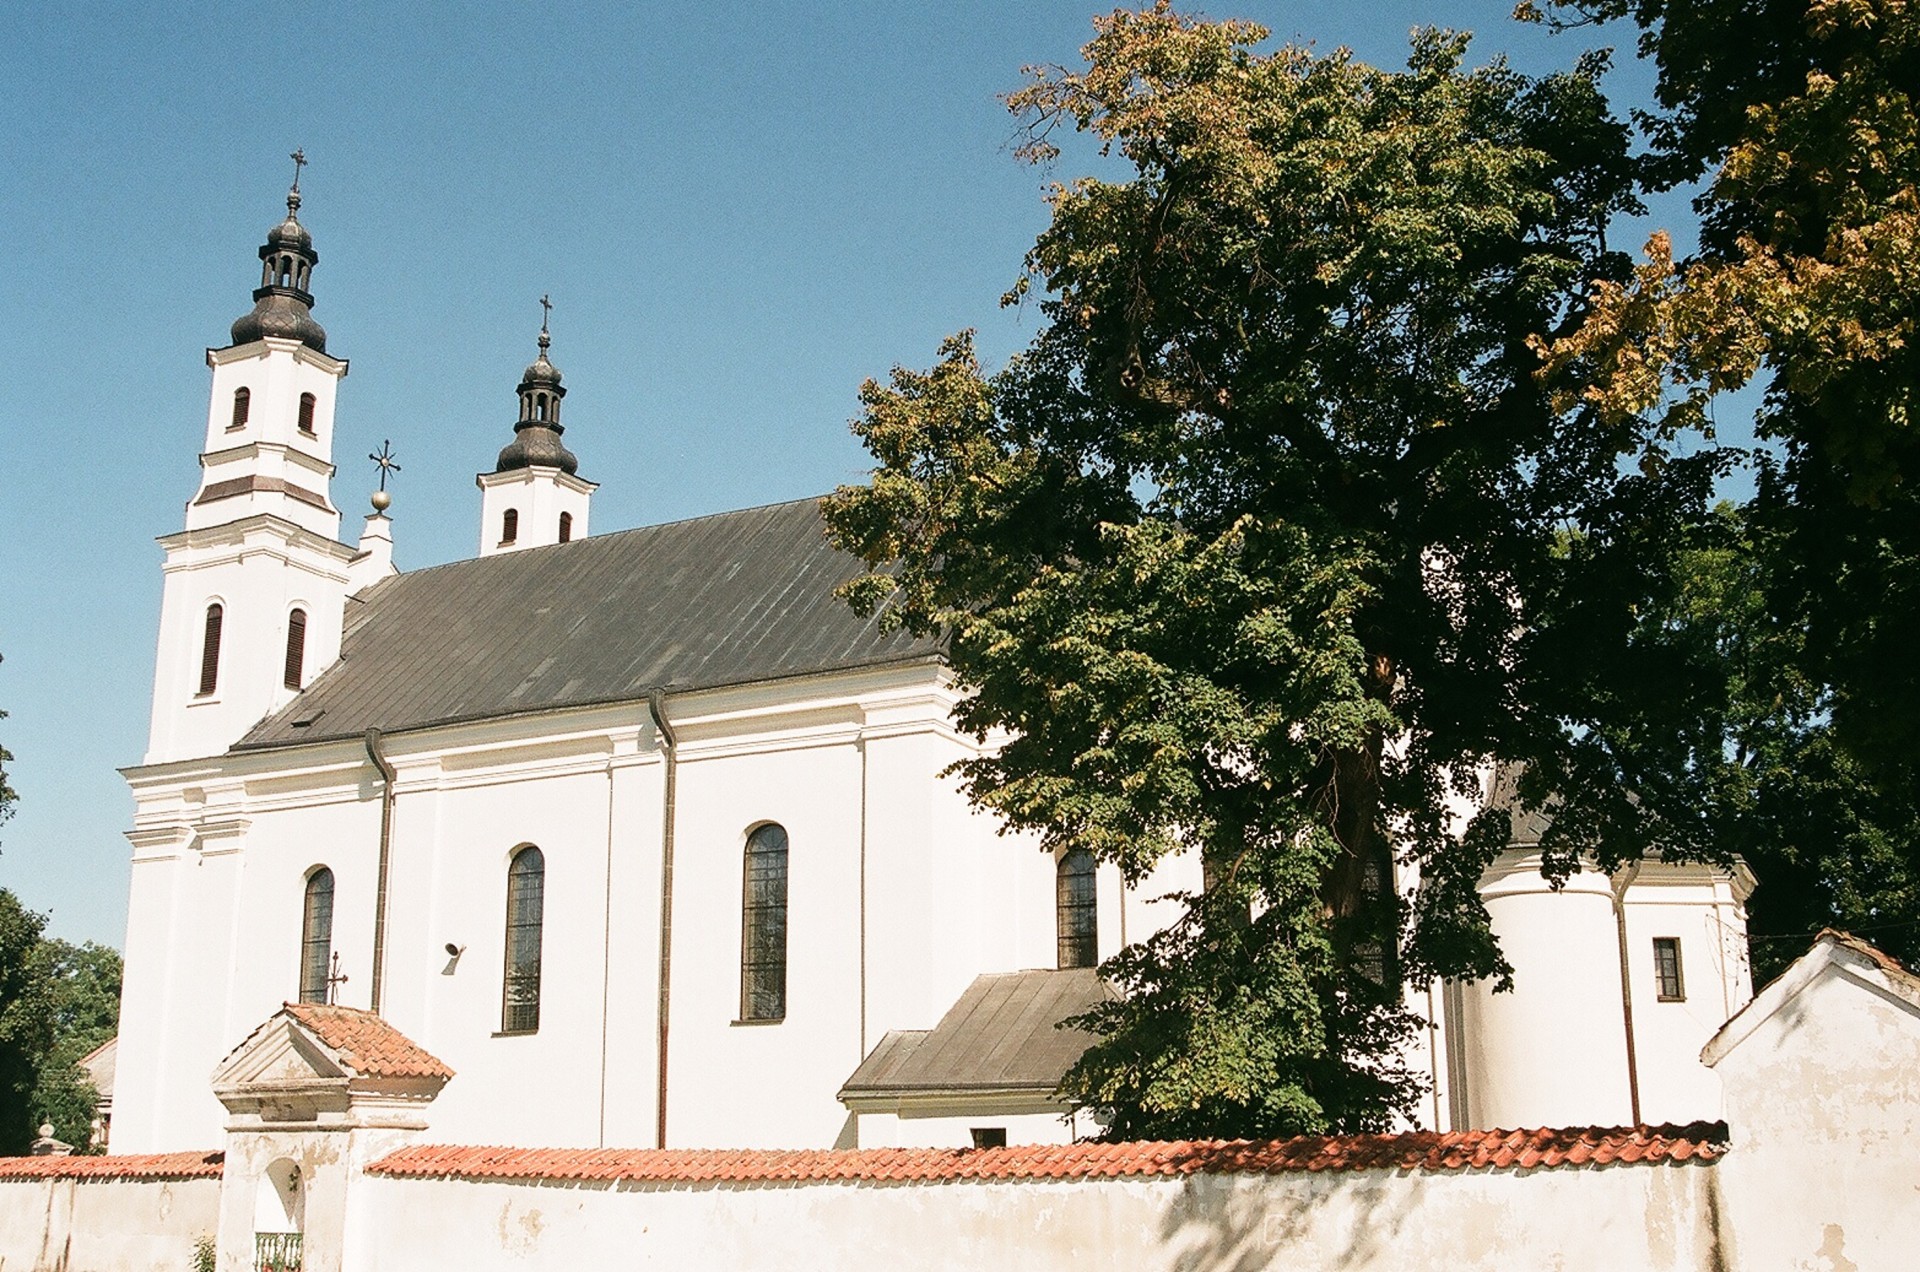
{"left": 368, "top": 1122, "right": 1727, "bottom": 1184}
{"left": 283, "top": 1002, "right": 453, "bottom": 1080}
{"left": 0, "top": 1151, "right": 223, "bottom": 1180}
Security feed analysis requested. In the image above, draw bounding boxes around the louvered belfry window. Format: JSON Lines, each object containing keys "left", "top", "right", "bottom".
{"left": 297, "top": 392, "right": 317, "bottom": 435}
{"left": 197, "top": 604, "right": 224, "bottom": 695}
{"left": 740, "top": 824, "right": 789, "bottom": 1020}
{"left": 299, "top": 867, "right": 335, "bottom": 1003}
{"left": 501, "top": 846, "right": 545, "bottom": 1033}
{"left": 1056, "top": 848, "right": 1099, "bottom": 969}
{"left": 559, "top": 511, "right": 573, "bottom": 543}
{"left": 283, "top": 609, "right": 307, "bottom": 690}
{"left": 501, "top": 508, "right": 519, "bottom": 544}
{"left": 230, "top": 387, "right": 250, "bottom": 429}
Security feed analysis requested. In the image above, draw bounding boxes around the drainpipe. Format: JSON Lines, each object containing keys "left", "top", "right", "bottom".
{"left": 1611, "top": 861, "right": 1644, "bottom": 1126}
{"left": 648, "top": 690, "right": 678, "bottom": 1149}
{"left": 364, "top": 728, "right": 397, "bottom": 1016}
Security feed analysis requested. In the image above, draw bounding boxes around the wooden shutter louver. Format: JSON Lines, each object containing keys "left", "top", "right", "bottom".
{"left": 198, "top": 604, "right": 223, "bottom": 695}
{"left": 283, "top": 609, "right": 307, "bottom": 690}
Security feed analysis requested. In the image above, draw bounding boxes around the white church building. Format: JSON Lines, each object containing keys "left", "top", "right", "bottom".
{"left": 109, "top": 177, "right": 1758, "bottom": 1158}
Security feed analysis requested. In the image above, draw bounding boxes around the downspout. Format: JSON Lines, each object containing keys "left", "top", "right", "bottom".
{"left": 364, "top": 728, "right": 396, "bottom": 1016}
{"left": 1611, "top": 861, "right": 1644, "bottom": 1125}
{"left": 857, "top": 733, "right": 869, "bottom": 1058}
{"left": 597, "top": 752, "right": 618, "bottom": 1148}
{"left": 648, "top": 690, "right": 677, "bottom": 1150}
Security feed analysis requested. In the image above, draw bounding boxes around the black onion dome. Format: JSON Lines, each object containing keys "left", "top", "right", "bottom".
{"left": 493, "top": 322, "right": 576, "bottom": 472}
{"left": 520, "top": 350, "right": 563, "bottom": 389}
{"left": 228, "top": 186, "right": 327, "bottom": 353}
{"left": 230, "top": 295, "right": 328, "bottom": 352}
{"left": 265, "top": 211, "right": 313, "bottom": 253}
{"left": 496, "top": 426, "right": 579, "bottom": 474}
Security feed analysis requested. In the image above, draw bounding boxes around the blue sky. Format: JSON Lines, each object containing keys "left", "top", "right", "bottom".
{"left": 0, "top": 2, "right": 1679, "bottom": 946}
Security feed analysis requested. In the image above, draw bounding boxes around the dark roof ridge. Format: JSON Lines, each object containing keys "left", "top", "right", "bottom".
{"left": 355, "top": 493, "right": 838, "bottom": 589}
{"left": 237, "top": 494, "right": 938, "bottom": 750}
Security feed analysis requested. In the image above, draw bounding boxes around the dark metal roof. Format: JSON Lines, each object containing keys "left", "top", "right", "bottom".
{"left": 839, "top": 968, "right": 1113, "bottom": 1099}
{"left": 236, "top": 496, "right": 939, "bottom": 751}
{"left": 1487, "top": 762, "right": 1556, "bottom": 846}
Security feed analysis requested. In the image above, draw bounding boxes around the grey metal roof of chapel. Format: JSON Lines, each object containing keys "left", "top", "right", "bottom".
{"left": 839, "top": 969, "right": 1113, "bottom": 1100}
{"left": 229, "top": 153, "right": 328, "bottom": 353}
{"left": 236, "top": 496, "right": 940, "bottom": 751}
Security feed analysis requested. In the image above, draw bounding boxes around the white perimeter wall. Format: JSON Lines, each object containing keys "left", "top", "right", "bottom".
{"left": 357, "top": 1163, "right": 1732, "bottom": 1272}
{"left": 0, "top": 1176, "right": 220, "bottom": 1272}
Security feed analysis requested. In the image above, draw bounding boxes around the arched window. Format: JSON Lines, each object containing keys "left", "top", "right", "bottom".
{"left": 197, "top": 603, "right": 223, "bottom": 696}
{"left": 535, "top": 394, "right": 548, "bottom": 422}
{"left": 230, "top": 387, "right": 250, "bottom": 430}
{"left": 501, "top": 508, "right": 519, "bottom": 545}
{"left": 1056, "top": 848, "right": 1098, "bottom": 969}
{"left": 501, "top": 846, "right": 545, "bottom": 1032}
{"left": 558, "top": 511, "right": 573, "bottom": 543}
{"left": 740, "top": 823, "right": 789, "bottom": 1020}
{"left": 297, "top": 392, "right": 316, "bottom": 435}
{"left": 283, "top": 609, "right": 307, "bottom": 690}
{"left": 298, "top": 868, "right": 334, "bottom": 1004}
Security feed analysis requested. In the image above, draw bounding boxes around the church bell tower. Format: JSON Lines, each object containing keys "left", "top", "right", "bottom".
{"left": 476, "top": 301, "right": 597, "bottom": 555}
{"left": 144, "top": 156, "right": 366, "bottom": 764}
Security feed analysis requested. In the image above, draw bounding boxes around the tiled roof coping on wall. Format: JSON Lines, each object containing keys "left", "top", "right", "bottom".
{"left": 368, "top": 1122, "right": 1728, "bottom": 1185}
{"left": 0, "top": 1151, "right": 223, "bottom": 1180}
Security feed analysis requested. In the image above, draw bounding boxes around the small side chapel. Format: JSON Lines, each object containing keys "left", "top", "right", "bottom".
{"left": 111, "top": 174, "right": 1757, "bottom": 1157}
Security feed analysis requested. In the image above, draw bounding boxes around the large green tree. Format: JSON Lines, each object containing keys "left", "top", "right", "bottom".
{"left": 1530, "top": 0, "right": 1920, "bottom": 970}
{"left": 826, "top": 6, "right": 1700, "bottom": 1137}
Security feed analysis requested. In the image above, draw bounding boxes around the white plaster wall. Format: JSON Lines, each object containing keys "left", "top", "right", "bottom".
{"left": 359, "top": 1162, "right": 1730, "bottom": 1272}
{"left": 666, "top": 726, "right": 868, "bottom": 1148}
{"left": 116, "top": 749, "right": 382, "bottom": 1152}
{"left": 475, "top": 467, "right": 594, "bottom": 556}
{"left": 0, "top": 1176, "right": 221, "bottom": 1272}
{"left": 195, "top": 339, "right": 345, "bottom": 539}
{"left": 1458, "top": 852, "right": 1635, "bottom": 1129}
{"left": 1711, "top": 960, "right": 1920, "bottom": 1271}
{"left": 1622, "top": 869, "right": 1753, "bottom": 1124}
{"left": 145, "top": 520, "right": 357, "bottom": 765}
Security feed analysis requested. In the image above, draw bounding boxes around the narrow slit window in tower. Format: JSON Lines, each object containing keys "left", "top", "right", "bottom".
{"left": 558, "top": 512, "right": 573, "bottom": 543}
{"left": 197, "top": 604, "right": 224, "bottom": 696}
{"left": 230, "top": 387, "right": 251, "bottom": 430}
{"left": 297, "top": 393, "right": 316, "bottom": 435}
{"left": 283, "top": 609, "right": 307, "bottom": 690}
{"left": 501, "top": 508, "right": 519, "bottom": 545}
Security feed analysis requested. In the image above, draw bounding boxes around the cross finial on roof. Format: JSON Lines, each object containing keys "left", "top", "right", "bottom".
{"left": 290, "top": 148, "right": 307, "bottom": 193}
{"left": 324, "top": 951, "right": 349, "bottom": 1006}
{"left": 370, "top": 439, "right": 401, "bottom": 493}
{"left": 538, "top": 294, "right": 553, "bottom": 353}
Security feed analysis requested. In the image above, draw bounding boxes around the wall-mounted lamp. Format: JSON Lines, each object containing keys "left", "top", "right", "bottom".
{"left": 442, "top": 943, "right": 466, "bottom": 976}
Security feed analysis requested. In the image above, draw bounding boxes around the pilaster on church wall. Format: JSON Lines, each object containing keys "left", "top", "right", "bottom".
{"left": 665, "top": 710, "right": 867, "bottom": 1149}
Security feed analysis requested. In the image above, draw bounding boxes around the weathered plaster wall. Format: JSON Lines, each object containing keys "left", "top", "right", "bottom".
{"left": 358, "top": 1162, "right": 1730, "bottom": 1272}
{"left": 1710, "top": 955, "right": 1920, "bottom": 1271}
{"left": 0, "top": 1176, "right": 221, "bottom": 1272}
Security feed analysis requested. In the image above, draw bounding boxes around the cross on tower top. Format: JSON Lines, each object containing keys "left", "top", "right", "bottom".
{"left": 370, "top": 439, "right": 401, "bottom": 493}
{"left": 289, "top": 148, "right": 307, "bottom": 193}
{"left": 539, "top": 293, "right": 552, "bottom": 334}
